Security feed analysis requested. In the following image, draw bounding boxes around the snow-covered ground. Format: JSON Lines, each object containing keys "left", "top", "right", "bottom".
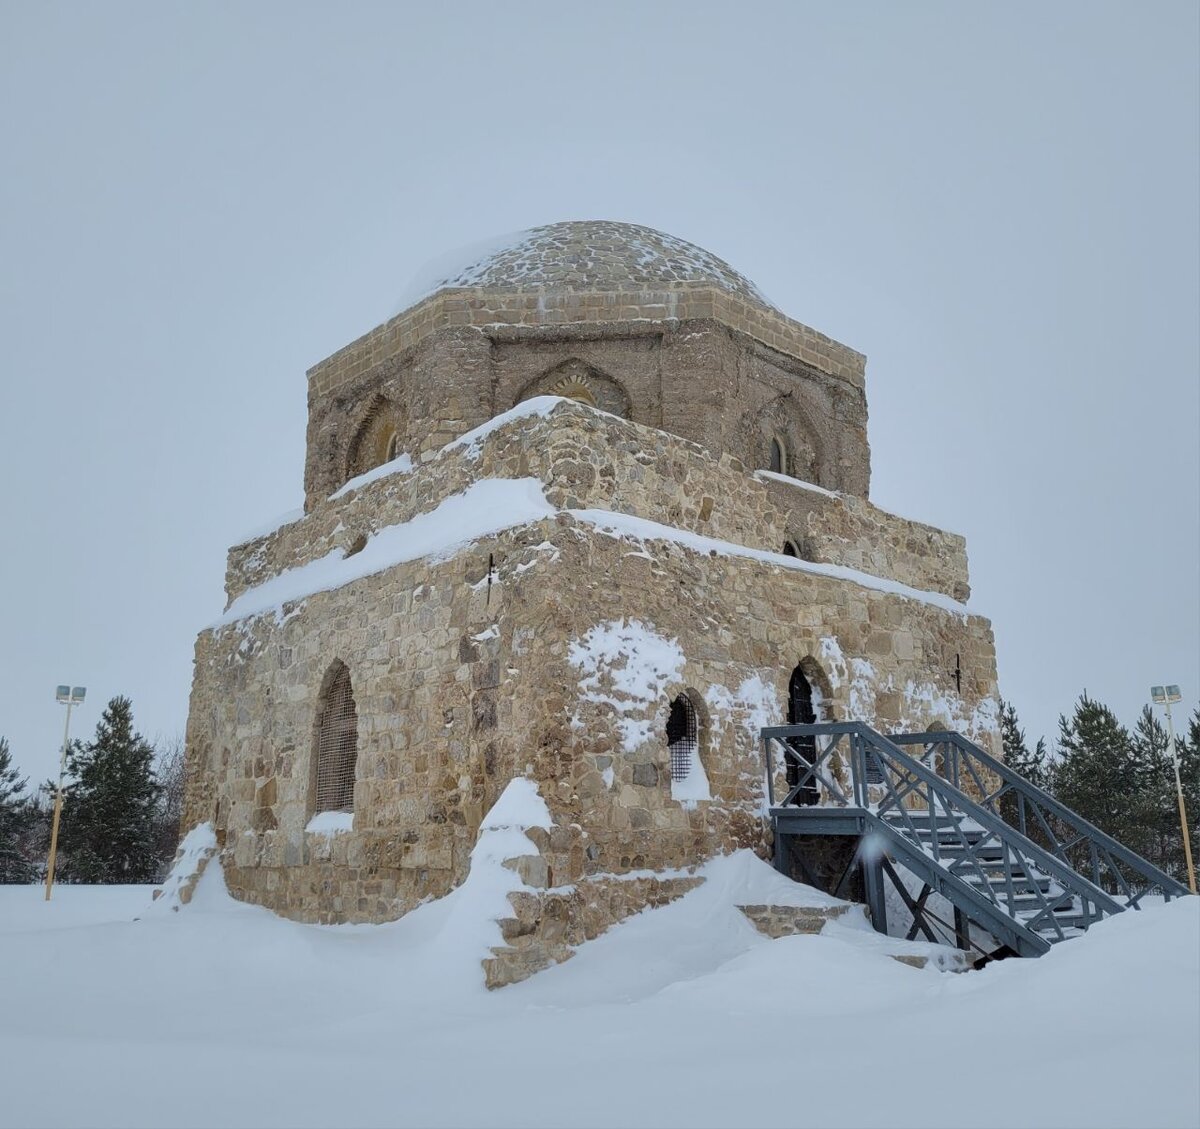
{"left": 1, "top": 856, "right": 1196, "bottom": 1129}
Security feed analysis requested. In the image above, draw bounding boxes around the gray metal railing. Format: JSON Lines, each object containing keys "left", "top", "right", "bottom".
{"left": 763, "top": 721, "right": 1130, "bottom": 952}
{"left": 889, "top": 730, "right": 1191, "bottom": 905}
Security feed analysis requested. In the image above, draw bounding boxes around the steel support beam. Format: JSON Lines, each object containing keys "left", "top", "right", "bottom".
{"left": 773, "top": 829, "right": 789, "bottom": 876}
{"left": 862, "top": 852, "right": 887, "bottom": 935}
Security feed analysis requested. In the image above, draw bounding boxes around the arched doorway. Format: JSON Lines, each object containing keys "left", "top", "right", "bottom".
{"left": 787, "top": 665, "right": 820, "bottom": 805}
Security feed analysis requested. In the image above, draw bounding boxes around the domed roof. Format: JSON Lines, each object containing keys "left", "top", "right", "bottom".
{"left": 402, "top": 220, "right": 773, "bottom": 310}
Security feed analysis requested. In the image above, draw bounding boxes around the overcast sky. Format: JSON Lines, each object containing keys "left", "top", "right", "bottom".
{"left": 1, "top": 1, "right": 1196, "bottom": 785}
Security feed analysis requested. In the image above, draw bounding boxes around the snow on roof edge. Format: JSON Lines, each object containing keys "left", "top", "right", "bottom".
{"left": 569, "top": 508, "right": 970, "bottom": 617}
{"left": 212, "top": 478, "right": 556, "bottom": 628}
{"left": 753, "top": 469, "right": 840, "bottom": 499}
{"left": 212, "top": 481, "right": 970, "bottom": 633}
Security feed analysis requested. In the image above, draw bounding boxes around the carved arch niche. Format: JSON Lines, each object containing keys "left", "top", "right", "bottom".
{"left": 346, "top": 394, "right": 406, "bottom": 481}
{"left": 515, "top": 359, "right": 632, "bottom": 419}
{"left": 753, "top": 396, "right": 824, "bottom": 487}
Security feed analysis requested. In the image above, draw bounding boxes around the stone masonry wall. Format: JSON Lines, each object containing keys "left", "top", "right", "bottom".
{"left": 303, "top": 316, "right": 870, "bottom": 508}
{"left": 757, "top": 473, "right": 971, "bottom": 601}
{"left": 236, "top": 400, "right": 956, "bottom": 614}
{"left": 490, "top": 516, "right": 999, "bottom": 890}
{"left": 185, "top": 475, "right": 998, "bottom": 925}
{"left": 307, "top": 285, "right": 866, "bottom": 401}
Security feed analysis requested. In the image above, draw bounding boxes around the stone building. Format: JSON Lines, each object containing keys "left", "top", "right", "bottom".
{"left": 181, "top": 221, "right": 1000, "bottom": 981}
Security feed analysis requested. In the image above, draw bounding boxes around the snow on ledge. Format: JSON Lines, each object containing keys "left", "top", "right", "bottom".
{"left": 329, "top": 452, "right": 414, "bottom": 501}
{"left": 569, "top": 508, "right": 970, "bottom": 616}
{"left": 753, "top": 469, "right": 839, "bottom": 499}
{"left": 213, "top": 478, "right": 556, "bottom": 626}
{"left": 440, "top": 396, "right": 567, "bottom": 459}
{"left": 230, "top": 506, "right": 305, "bottom": 547}
{"left": 215, "top": 467, "right": 970, "bottom": 630}
{"left": 306, "top": 811, "right": 354, "bottom": 835}
{"left": 670, "top": 752, "right": 711, "bottom": 806}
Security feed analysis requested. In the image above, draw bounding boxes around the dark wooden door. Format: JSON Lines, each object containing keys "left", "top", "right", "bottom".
{"left": 787, "top": 667, "right": 820, "bottom": 805}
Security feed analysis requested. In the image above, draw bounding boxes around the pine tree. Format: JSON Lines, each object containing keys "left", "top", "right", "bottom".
{"left": 997, "top": 699, "right": 1050, "bottom": 839}
{"left": 59, "top": 697, "right": 162, "bottom": 884}
{"left": 1051, "top": 693, "right": 1139, "bottom": 881}
{"left": 998, "top": 699, "right": 1049, "bottom": 788}
{"left": 1126, "top": 707, "right": 1180, "bottom": 872}
{"left": 16, "top": 782, "right": 55, "bottom": 880}
{"left": 1182, "top": 710, "right": 1200, "bottom": 816}
{"left": 0, "top": 737, "right": 36, "bottom": 883}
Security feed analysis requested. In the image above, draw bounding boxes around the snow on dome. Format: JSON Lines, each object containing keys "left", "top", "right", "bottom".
{"left": 397, "top": 220, "right": 774, "bottom": 312}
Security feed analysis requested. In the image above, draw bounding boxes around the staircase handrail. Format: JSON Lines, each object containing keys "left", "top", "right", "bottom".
{"left": 763, "top": 721, "right": 1126, "bottom": 932}
{"left": 860, "top": 810, "right": 1052, "bottom": 957}
{"left": 890, "top": 730, "right": 1191, "bottom": 903}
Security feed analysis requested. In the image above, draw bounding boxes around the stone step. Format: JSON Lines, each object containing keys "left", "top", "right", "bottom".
{"left": 737, "top": 902, "right": 853, "bottom": 938}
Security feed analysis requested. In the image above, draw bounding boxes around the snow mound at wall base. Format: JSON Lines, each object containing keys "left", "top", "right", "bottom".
{"left": 420, "top": 777, "right": 557, "bottom": 985}
{"left": 510, "top": 849, "right": 970, "bottom": 1006}
{"left": 141, "top": 822, "right": 219, "bottom": 915}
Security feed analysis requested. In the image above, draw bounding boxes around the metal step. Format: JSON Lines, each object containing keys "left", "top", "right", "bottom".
{"left": 973, "top": 868, "right": 1053, "bottom": 889}
{"left": 956, "top": 877, "right": 1067, "bottom": 907}
{"left": 1037, "top": 926, "right": 1087, "bottom": 943}
{"left": 993, "top": 893, "right": 1072, "bottom": 914}
{"left": 918, "top": 840, "right": 1007, "bottom": 860}
{"left": 881, "top": 811, "right": 964, "bottom": 830}
{"left": 1016, "top": 904, "right": 1093, "bottom": 928}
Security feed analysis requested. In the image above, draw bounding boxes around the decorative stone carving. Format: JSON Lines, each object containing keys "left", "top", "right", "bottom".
{"left": 346, "top": 394, "right": 406, "bottom": 481}
{"left": 516, "top": 358, "right": 632, "bottom": 419}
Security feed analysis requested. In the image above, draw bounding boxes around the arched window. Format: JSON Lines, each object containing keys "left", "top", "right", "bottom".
{"left": 666, "top": 692, "right": 711, "bottom": 803}
{"left": 666, "top": 694, "right": 698, "bottom": 783}
{"left": 787, "top": 666, "right": 819, "bottom": 806}
{"left": 346, "top": 396, "right": 405, "bottom": 482}
{"left": 769, "top": 437, "right": 786, "bottom": 475}
{"left": 782, "top": 539, "right": 800, "bottom": 558}
{"left": 313, "top": 662, "right": 358, "bottom": 813}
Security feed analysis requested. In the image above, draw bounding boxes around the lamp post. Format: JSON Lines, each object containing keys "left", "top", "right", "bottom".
{"left": 44, "top": 684, "right": 86, "bottom": 901}
{"left": 1151, "top": 684, "right": 1197, "bottom": 894}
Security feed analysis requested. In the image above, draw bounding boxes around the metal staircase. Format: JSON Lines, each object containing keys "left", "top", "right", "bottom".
{"left": 763, "top": 721, "right": 1190, "bottom": 959}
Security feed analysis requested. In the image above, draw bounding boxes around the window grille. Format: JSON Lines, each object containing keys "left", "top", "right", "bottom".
{"left": 314, "top": 664, "right": 358, "bottom": 812}
{"left": 666, "top": 695, "right": 698, "bottom": 782}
